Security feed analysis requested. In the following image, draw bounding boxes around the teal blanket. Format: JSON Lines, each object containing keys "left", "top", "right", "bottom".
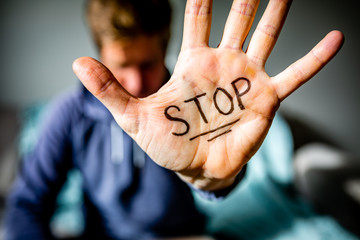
{"left": 194, "top": 115, "right": 358, "bottom": 240}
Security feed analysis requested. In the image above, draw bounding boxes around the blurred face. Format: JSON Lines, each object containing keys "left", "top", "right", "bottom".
{"left": 100, "top": 35, "right": 167, "bottom": 98}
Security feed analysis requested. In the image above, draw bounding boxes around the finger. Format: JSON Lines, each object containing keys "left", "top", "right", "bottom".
{"left": 219, "top": 0, "right": 259, "bottom": 50}
{"left": 181, "top": 0, "right": 212, "bottom": 50}
{"left": 72, "top": 57, "right": 138, "bottom": 130}
{"left": 246, "top": 0, "right": 292, "bottom": 66}
{"left": 272, "top": 30, "right": 344, "bottom": 101}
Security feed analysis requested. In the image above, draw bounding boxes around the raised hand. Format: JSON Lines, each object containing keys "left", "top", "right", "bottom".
{"left": 73, "top": 0, "right": 343, "bottom": 190}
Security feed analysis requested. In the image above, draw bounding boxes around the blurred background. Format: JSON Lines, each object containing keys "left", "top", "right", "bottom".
{"left": 1, "top": 0, "right": 359, "bottom": 153}
{"left": 0, "top": 0, "right": 359, "bottom": 238}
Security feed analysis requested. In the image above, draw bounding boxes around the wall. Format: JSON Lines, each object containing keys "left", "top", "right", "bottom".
{"left": 0, "top": 0, "right": 359, "bottom": 155}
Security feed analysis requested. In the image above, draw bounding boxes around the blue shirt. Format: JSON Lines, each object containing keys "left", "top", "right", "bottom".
{"left": 5, "top": 86, "right": 208, "bottom": 239}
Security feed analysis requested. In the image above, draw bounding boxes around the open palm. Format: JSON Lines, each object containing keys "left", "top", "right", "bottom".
{"left": 73, "top": 0, "right": 343, "bottom": 190}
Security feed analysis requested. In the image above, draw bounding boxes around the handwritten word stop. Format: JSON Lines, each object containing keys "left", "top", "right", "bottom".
{"left": 164, "top": 77, "right": 251, "bottom": 141}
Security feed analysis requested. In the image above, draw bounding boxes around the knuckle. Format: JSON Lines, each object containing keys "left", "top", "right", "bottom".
{"left": 186, "top": 0, "right": 211, "bottom": 16}
{"left": 257, "top": 24, "right": 278, "bottom": 39}
{"left": 311, "top": 49, "right": 326, "bottom": 66}
{"left": 290, "top": 63, "right": 306, "bottom": 83}
{"left": 248, "top": 55, "right": 264, "bottom": 66}
{"left": 232, "top": 1, "right": 256, "bottom": 17}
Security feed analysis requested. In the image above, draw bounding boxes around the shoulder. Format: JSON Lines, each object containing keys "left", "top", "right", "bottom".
{"left": 48, "top": 86, "right": 85, "bottom": 118}
{"left": 41, "top": 85, "right": 113, "bottom": 135}
{"left": 48, "top": 85, "right": 113, "bottom": 123}
{"left": 37, "top": 87, "right": 86, "bottom": 140}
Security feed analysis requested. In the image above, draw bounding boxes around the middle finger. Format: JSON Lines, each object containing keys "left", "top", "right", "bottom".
{"left": 219, "top": 0, "right": 260, "bottom": 50}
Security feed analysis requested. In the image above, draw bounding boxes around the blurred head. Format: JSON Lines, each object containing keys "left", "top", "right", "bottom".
{"left": 86, "top": 0, "right": 172, "bottom": 97}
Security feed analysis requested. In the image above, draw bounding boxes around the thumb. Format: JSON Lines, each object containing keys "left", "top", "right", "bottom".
{"left": 73, "top": 56, "right": 139, "bottom": 133}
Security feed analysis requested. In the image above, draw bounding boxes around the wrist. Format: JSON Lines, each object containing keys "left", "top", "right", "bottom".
{"left": 183, "top": 165, "right": 247, "bottom": 200}
{"left": 177, "top": 164, "right": 247, "bottom": 191}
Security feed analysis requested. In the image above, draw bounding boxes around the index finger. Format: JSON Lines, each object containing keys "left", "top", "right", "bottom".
{"left": 181, "top": 0, "right": 213, "bottom": 50}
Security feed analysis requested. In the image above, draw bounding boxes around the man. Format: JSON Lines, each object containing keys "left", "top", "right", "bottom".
{"left": 6, "top": 1, "right": 208, "bottom": 239}
{"left": 5, "top": 0, "right": 344, "bottom": 239}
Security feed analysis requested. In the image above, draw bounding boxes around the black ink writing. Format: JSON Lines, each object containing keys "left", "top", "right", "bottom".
{"left": 164, "top": 105, "right": 190, "bottom": 136}
{"left": 207, "top": 129, "right": 232, "bottom": 142}
{"left": 189, "top": 118, "right": 240, "bottom": 141}
{"left": 164, "top": 77, "right": 251, "bottom": 141}
{"left": 213, "top": 87, "right": 234, "bottom": 115}
{"left": 184, "top": 93, "right": 208, "bottom": 123}
{"left": 231, "top": 77, "right": 251, "bottom": 110}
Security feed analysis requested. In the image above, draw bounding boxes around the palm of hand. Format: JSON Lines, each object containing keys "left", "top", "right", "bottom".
{"left": 135, "top": 48, "right": 277, "bottom": 182}
{"left": 74, "top": 0, "right": 343, "bottom": 190}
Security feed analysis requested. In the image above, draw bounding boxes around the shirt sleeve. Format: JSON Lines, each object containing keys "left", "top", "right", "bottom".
{"left": 4, "top": 96, "right": 76, "bottom": 240}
